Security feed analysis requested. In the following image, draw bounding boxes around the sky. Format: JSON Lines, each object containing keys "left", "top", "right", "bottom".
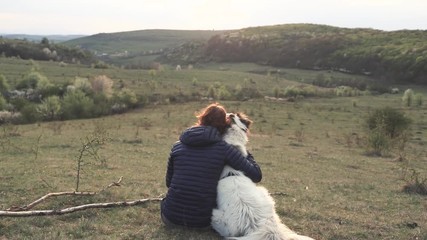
{"left": 1, "top": 0, "right": 427, "bottom": 35}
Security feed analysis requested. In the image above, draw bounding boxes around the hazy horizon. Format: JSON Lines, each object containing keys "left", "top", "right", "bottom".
{"left": 1, "top": 0, "right": 427, "bottom": 35}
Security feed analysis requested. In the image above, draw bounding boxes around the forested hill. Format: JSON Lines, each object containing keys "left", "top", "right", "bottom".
{"left": 64, "top": 29, "right": 227, "bottom": 54}
{"left": 162, "top": 24, "right": 427, "bottom": 84}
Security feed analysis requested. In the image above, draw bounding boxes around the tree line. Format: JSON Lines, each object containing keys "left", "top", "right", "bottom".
{"left": 162, "top": 24, "right": 427, "bottom": 84}
{"left": 0, "top": 37, "right": 95, "bottom": 64}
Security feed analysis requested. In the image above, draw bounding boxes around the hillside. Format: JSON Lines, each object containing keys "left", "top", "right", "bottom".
{"left": 14, "top": 24, "right": 427, "bottom": 84}
{"left": 161, "top": 24, "right": 427, "bottom": 84}
{"left": 63, "top": 29, "right": 227, "bottom": 67}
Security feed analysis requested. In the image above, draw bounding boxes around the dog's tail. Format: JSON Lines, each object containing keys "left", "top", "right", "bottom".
{"left": 226, "top": 215, "right": 315, "bottom": 240}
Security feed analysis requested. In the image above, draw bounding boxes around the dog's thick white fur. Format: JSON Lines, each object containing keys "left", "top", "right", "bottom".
{"left": 211, "top": 115, "right": 315, "bottom": 240}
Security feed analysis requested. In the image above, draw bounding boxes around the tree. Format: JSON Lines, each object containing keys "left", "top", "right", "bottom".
{"left": 41, "top": 37, "right": 50, "bottom": 45}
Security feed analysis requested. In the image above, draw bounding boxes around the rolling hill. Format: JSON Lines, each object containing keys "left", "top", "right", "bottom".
{"left": 161, "top": 24, "right": 427, "bottom": 84}
{"left": 62, "top": 24, "right": 427, "bottom": 84}
{"left": 63, "top": 29, "right": 228, "bottom": 68}
{"left": 63, "top": 29, "right": 227, "bottom": 55}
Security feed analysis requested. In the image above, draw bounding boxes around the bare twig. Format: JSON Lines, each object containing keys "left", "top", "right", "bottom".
{"left": 101, "top": 176, "right": 123, "bottom": 192}
{"left": 75, "top": 129, "right": 110, "bottom": 191}
{"left": 0, "top": 198, "right": 163, "bottom": 217}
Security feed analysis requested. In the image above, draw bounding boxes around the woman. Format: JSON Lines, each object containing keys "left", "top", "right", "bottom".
{"left": 161, "top": 103, "right": 262, "bottom": 229}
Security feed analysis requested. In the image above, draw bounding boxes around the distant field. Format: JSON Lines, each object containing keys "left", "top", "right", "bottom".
{"left": 0, "top": 58, "right": 426, "bottom": 239}
{"left": 0, "top": 58, "right": 321, "bottom": 97}
{"left": 0, "top": 58, "right": 397, "bottom": 98}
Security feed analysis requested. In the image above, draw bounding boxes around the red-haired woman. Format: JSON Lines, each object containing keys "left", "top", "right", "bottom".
{"left": 161, "top": 103, "right": 262, "bottom": 229}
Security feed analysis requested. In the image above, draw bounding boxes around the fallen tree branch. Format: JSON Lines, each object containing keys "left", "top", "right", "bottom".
{"left": 6, "top": 191, "right": 97, "bottom": 211}
{"left": 0, "top": 197, "right": 163, "bottom": 217}
{"left": 6, "top": 177, "right": 123, "bottom": 211}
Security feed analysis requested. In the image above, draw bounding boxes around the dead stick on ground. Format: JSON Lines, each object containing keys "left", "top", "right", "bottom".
{"left": 6, "top": 177, "right": 123, "bottom": 211}
{"left": 0, "top": 198, "right": 163, "bottom": 217}
{"left": 6, "top": 191, "right": 97, "bottom": 211}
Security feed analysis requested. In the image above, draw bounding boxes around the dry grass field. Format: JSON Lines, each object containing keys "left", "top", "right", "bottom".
{"left": 0, "top": 58, "right": 426, "bottom": 239}
{"left": 1, "top": 95, "right": 426, "bottom": 239}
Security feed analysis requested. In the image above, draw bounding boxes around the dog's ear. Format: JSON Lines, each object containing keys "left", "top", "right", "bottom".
{"left": 236, "top": 113, "right": 252, "bottom": 129}
{"left": 227, "top": 113, "right": 235, "bottom": 122}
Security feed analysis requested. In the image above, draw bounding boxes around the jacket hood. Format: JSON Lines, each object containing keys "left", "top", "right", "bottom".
{"left": 179, "top": 126, "right": 222, "bottom": 147}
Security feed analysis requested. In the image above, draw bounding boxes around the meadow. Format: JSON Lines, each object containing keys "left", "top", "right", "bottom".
{"left": 0, "top": 58, "right": 426, "bottom": 239}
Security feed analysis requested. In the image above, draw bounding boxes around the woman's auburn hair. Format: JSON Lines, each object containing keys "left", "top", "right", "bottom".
{"left": 196, "top": 102, "right": 229, "bottom": 134}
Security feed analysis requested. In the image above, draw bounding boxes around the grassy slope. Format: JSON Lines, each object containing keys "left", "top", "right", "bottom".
{"left": 0, "top": 59, "right": 426, "bottom": 239}
{"left": 63, "top": 29, "right": 226, "bottom": 54}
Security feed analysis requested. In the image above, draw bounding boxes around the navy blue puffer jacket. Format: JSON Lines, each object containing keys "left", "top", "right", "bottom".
{"left": 161, "top": 126, "right": 262, "bottom": 228}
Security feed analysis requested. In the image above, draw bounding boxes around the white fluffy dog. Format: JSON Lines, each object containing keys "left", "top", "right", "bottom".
{"left": 211, "top": 113, "right": 315, "bottom": 240}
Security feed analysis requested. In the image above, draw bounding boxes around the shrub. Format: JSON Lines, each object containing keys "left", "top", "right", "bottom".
{"left": 38, "top": 84, "right": 63, "bottom": 98}
{"left": 61, "top": 90, "right": 95, "bottom": 119}
{"left": 335, "top": 86, "right": 361, "bottom": 97}
{"left": 234, "top": 87, "right": 262, "bottom": 100}
{"left": 284, "top": 85, "right": 317, "bottom": 98}
{"left": 366, "top": 128, "right": 390, "bottom": 156}
{"left": 403, "top": 169, "right": 427, "bottom": 195}
{"left": 366, "top": 107, "right": 411, "bottom": 139}
{"left": 91, "top": 75, "right": 113, "bottom": 97}
{"left": 365, "top": 107, "right": 411, "bottom": 156}
{"left": 92, "top": 93, "right": 112, "bottom": 116}
{"left": 273, "top": 86, "right": 281, "bottom": 98}
{"left": 414, "top": 93, "right": 423, "bottom": 106}
{"left": 192, "top": 77, "right": 198, "bottom": 86}
{"left": 17, "top": 71, "right": 50, "bottom": 90}
{"left": 113, "top": 88, "right": 138, "bottom": 109}
{"left": 207, "top": 85, "right": 217, "bottom": 99}
{"left": 0, "top": 74, "right": 10, "bottom": 92}
{"left": 73, "top": 77, "right": 93, "bottom": 94}
{"left": 283, "top": 85, "right": 301, "bottom": 97}
{"left": 402, "top": 89, "right": 414, "bottom": 107}
{"left": 218, "top": 85, "right": 231, "bottom": 100}
{"left": 8, "top": 97, "right": 30, "bottom": 111}
{"left": 37, "top": 95, "right": 62, "bottom": 120}
{"left": 92, "top": 61, "right": 110, "bottom": 69}
{"left": 0, "top": 95, "right": 6, "bottom": 110}
{"left": 0, "top": 111, "right": 22, "bottom": 124}
{"left": 19, "top": 103, "right": 41, "bottom": 124}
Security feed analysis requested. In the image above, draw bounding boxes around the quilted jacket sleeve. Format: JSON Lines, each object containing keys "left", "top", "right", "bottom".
{"left": 165, "top": 144, "right": 177, "bottom": 188}
{"left": 224, "top": 145, "right": 262, "bottom": 183}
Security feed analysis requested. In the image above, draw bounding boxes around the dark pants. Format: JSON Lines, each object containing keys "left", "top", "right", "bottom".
{"left": 160, "top": 200, "right": 211, "bottom": 230}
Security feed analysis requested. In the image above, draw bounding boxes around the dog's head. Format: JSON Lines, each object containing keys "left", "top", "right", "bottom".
{"left": 226, "top": 112, "right": 252, "bottom": 133}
